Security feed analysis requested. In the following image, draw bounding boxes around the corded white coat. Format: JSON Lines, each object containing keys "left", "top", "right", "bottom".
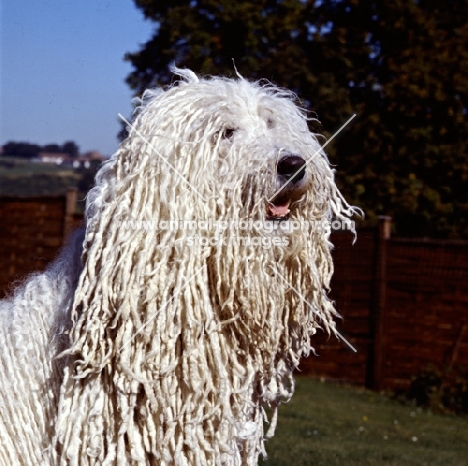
{"left": 0, "top": 69, "right": 357, "bottom": 465}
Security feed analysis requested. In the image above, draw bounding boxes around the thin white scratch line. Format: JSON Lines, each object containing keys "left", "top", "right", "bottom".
{"left": 270, "top": 265, "right": 358, "bottom": 353}
{"left": 268, "top": 113, "right": 356, "bottom": 203}
{"left": 118, "top": 113, "right": 208, "bottom": 202}
{"left": 119, "top": 265, "right": 206, "bottom": 351}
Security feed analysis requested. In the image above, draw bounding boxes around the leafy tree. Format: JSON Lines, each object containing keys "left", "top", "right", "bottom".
{"left": 62, "top": 141, "right": 80, "bottom": 158}
{"left": 125, "top": 0, "right": 350, "bottom": 114}
{"left": 125, "top": 0, "right": 468, "bottom": 238}
{"left": 2, "top": 141, "right": 42, "bottom": 158}
{"left": 43, "top": 144, "right": 61, "bottom": 153}
{"left": 322, "top": 0, "right": 468, "bottom": 238}
{"left": 2, "top": 140, "right": 81, "bottom": 159}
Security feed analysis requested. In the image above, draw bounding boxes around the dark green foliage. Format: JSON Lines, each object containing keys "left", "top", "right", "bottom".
{"left": 328, "top": 1, "right": 468, "bottom": 239}
{"left": 126, "top": 0, "right": 468, "bottom": 238}
{"left": 407, "top": 365, "right": 468, "bottom": 415}
{"left": 42, "top": 144, "right": 61, "bottom": 154}
{"left": 62, "top": 141, "right": 80, "bottom": 158}
{"left": 2, "top": 141, "right": 42, "bottom": 158}
{"left": 2, "top": 140, "right": 81, "bottom": 159}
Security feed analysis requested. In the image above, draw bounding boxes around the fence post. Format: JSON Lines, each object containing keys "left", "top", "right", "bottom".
{"left": 63, "top": 188, "right": 78, "bottom": 241}
{"left": 367, "top": 216, "right": 391, "bottom": 390}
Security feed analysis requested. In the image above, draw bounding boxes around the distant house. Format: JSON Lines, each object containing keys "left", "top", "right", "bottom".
{"left": 36, "top": 151, "right": 105, "bottom": 168}
{"left": 72, "top": 151, "right": 105, "bottom": 169}
{"left": 37, "top": 152, "right": 71, "bottom": 165}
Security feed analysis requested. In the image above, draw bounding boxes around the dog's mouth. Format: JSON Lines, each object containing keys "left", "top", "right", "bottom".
{"left": 267, "top": 199, "right": 291, "bottom": 219}
{"left": 266, "top": 154, "right": 307, "bottom": 220}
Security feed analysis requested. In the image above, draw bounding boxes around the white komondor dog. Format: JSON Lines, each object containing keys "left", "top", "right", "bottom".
{"left": 0, "top": 69, "right": 356, "bottom": 465}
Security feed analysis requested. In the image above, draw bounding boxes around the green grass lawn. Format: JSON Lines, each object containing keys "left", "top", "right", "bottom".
{"left": 260, "top": 377, "right": 468, "bottom": 466}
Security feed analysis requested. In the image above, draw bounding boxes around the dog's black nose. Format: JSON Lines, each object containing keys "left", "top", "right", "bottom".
{"left": 277, "top": 155, "right": 306, "bottom": 181}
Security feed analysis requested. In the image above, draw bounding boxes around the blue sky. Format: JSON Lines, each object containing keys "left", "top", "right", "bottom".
{"left": 1, "top": 0, "right": 154, "bottom": 156}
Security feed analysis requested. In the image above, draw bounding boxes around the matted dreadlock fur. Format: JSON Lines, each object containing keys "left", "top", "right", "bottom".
{"left": 0, "top": 69, "right": 357, "bottom": 465}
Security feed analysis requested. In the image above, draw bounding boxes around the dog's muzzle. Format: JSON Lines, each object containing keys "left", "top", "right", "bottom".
{"left": 267, "top": 154, "right": 307, "bottom": 219}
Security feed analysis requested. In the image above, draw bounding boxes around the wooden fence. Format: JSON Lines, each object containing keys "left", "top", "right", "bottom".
{"left": 300, "top": 218, "right": 468, "bottom": 390}
{"left": 0, "top": 189, "right": 81, "bottom": 297}
{"left": 1, "top": 196, "right": 467, "bottom": 390}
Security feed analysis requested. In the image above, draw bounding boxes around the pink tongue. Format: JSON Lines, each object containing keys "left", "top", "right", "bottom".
{"left": 268, "top": 202, "right": 290, "bottom": 217}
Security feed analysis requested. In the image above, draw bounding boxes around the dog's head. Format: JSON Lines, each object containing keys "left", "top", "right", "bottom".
{"left": 91, "top": 69, "right": 353, "bottom": 245}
